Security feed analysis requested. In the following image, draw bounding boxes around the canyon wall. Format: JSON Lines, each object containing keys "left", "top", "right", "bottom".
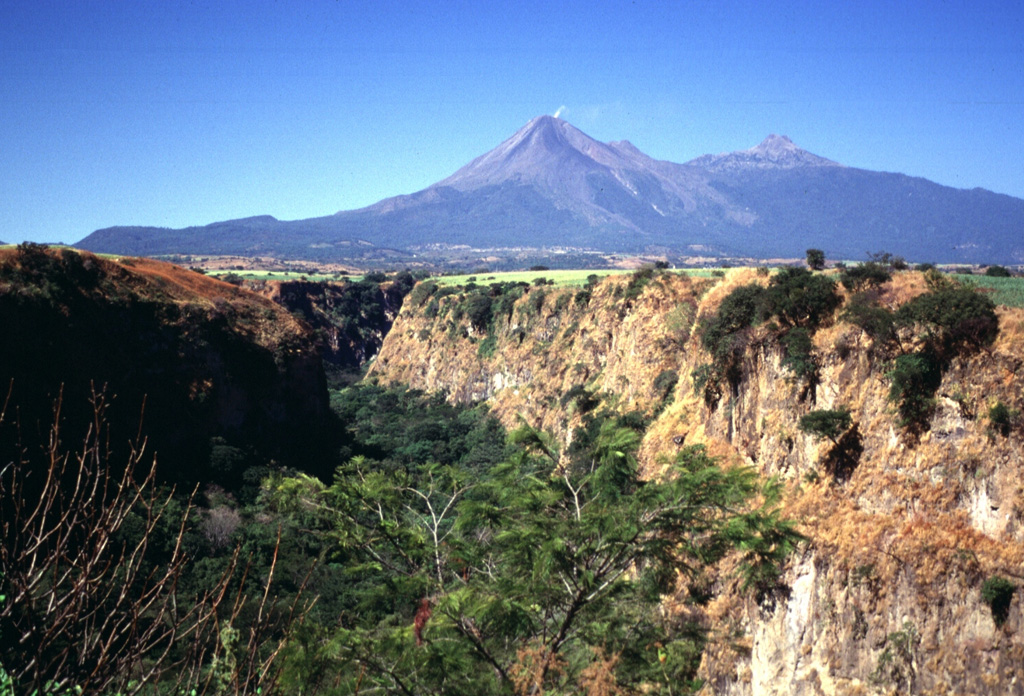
{"left": 370, "top": 269, "right": 1024, "bottom": 695}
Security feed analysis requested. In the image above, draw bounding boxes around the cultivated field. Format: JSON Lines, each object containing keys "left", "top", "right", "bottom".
{"left": 955, "top": 274, "right": 1024, "bottom": 308}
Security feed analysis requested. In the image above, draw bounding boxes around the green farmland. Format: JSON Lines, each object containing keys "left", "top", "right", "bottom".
{"left": 955, "top": 274, "right": 1024, "bottom": 308}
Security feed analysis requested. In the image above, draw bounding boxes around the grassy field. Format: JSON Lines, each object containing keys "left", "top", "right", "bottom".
{"left": 955, "top": 274, "right": 1024, "bottom": 308}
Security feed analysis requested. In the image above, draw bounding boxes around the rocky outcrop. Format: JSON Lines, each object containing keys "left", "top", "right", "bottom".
{"left": 370, "top": 268, "right": 1024, "bottom": 694}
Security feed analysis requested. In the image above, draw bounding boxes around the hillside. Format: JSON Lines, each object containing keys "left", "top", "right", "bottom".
{"left": 0, "top": 244, "right": 333, "bottom": 484}
{"left": 369, "top": 268, "right": 1024, "bottom": 694}
{"left": 75, "top": 117, "right": 1024, "bottom": 265}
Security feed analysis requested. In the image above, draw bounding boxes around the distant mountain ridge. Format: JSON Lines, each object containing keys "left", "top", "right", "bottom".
{"left": 686, "top": 133, "right": 841, "bottom": 171}
{"left": 77, "top": 116, "right": 1024, "bottom": 264}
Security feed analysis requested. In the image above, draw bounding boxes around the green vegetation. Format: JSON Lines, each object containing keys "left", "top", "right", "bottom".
{"left": 842, "top": 293, "right": 898, "bottom": 348}
{"left": 0, "top": 369, "right": 803, "bottom": 695}
{"left": 805, "top": 248, "right": 825, "bottom": 271}
{"left": 799, "top": 409, "right": 853, "bottom": 444}
{"left": 11, "top": 252, "right": 1020, "bottom": 694}
{"left": 981, "top": 576, "right": 1016, "bottom": 627}
{"left": 886, "top": 352, "right": 943, "bottom": 429}
{"left": 871, "top": 621, "right": 919, "bottom": 693}
{"left": 955, "top": 273, "right": 1024, "bottom": 308}
{"left": 839, "top": 259, "right": 892, "bottom": 292}
{"left": 266, "top": 412, "right": 800, "bottom": 695}
{"left": 798, "top": 408, "right": 862, "bottom": 479}
{"left": 436, "top": 268, "right": 624, "bottom": 287}
{"left": 694, "top": 267, "right": 840, "bottom": 403}
{"left": 987, "top": 400, "right": 1020, "bottom": 439}
{"left": 879, "top": 277, "right": 999, "bottom": 432}
{"left": 896, "top": 283, "right": 999, "bottom": 356}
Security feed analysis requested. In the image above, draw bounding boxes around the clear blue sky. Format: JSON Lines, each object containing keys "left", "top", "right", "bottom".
{"left": 3, "top": 0, "right": 1022, "bottom": 244}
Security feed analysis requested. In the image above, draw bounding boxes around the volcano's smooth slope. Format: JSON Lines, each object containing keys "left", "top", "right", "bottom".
{"left": 78, "top": 117, "right": 1024, "bottom": 263}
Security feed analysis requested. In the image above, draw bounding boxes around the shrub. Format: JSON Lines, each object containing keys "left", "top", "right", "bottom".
{"left": 691, "top": 364, "right": 720, "bottom": 406}
{"left": 981, "top": 576, "right": 1015, "bottom": 626}
{"left": 887, "top": 352, "right": 942, "bottom": 429}
{"left": 492, "top": 283, "right": 526, "bottom": 323}
{"left": 699, "top": 284, "right": 766, "bottom": 359}
{"left": 896, "top": 286, "right": 998, "bottom": 355}
{"left": 524, "top": 288, "right": 546, "bottom": 316}
{"left": 871, "top": 622, "right": 919, "bottom": 692}
{"left": 869, "top": 251, "right": 907, "bottom": 270}
{"left": 985, "top": 265, "right": 1011, "bottom": 278}
{"left": 462, "top": 293, "right": 493, "bottom": 332}
{"left": 559, "top": 384, "right": 599, "bottom": 413}
{"left": 653, "top": 369, "right": 679, "bottom": 399}
{"left": 842, "top": 294, "right": 897, "bottom": 346}
{"left": 477, "top": 335, "right": 498, "bottom": 358}
{"left": 623, "top": 266, "right": 656, "bottom": 301}
{"left": 987, "top": 401, "right": 1019, "bottom": 438}
{"left": 799, "top": 409, "right": 852, "bottom": 444}
{"left": 552, "top": 292, "right": 571, "bottom": 315}
{"left": 665, "top": 301, "right": 697, "bottom": 346}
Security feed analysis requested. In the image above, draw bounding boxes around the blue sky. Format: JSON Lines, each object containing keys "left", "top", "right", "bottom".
{"left": 2, "top": 0, "right": 1022, "bottom": 244}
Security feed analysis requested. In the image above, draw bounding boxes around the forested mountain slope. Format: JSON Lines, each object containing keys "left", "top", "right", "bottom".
{"left": 370, "top": 267, "right": 1024, "bottom": 694}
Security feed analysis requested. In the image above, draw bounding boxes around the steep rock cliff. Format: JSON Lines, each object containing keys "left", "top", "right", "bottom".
{"left": 370, "top": 269, "right": 1024, "bottom": 694}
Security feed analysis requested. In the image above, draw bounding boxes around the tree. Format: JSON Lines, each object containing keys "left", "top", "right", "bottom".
{"left": 840, "top": 261, "right": 891, "bottom": 292}
{"left": 805, "top": 249, "right": 825, "bottom": 271}
{"left": 984, "top": 265, "right": 1011, "bottom": 277}
{"left": 762, "top": 268, "right": 840, "bottom": 329}
{"left": 798, "top": 409, "right": 853, "bottom": 445}
{"left": 896, "top": 285, "right": 998, "bottom": 356}
{"left": 267, "top": 421, "right": 803, "bottom": 695}
{"left": 798, "top": 408, "right": 861, "bottom": 479}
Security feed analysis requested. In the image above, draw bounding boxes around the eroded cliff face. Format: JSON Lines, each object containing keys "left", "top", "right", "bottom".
{"left": 0, "top": 247, "right": 332, "bottom": 483}
{"left": 252, "top": 278, "right": 409, "bottom": 373}
{"left": 370, "top": 269, "right": 1024, "bottom": 695}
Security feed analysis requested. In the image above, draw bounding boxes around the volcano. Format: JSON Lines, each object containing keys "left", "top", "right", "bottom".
{"left": 77, "top": 116, "right": 1024, "bottom": 264}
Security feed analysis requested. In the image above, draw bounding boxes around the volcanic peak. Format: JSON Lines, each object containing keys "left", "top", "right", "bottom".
{"left": 435, "top": 115, "right": 643, "bottom": 191}
{"left": 686, "top": 134, "right": 841, "bottom": 172}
